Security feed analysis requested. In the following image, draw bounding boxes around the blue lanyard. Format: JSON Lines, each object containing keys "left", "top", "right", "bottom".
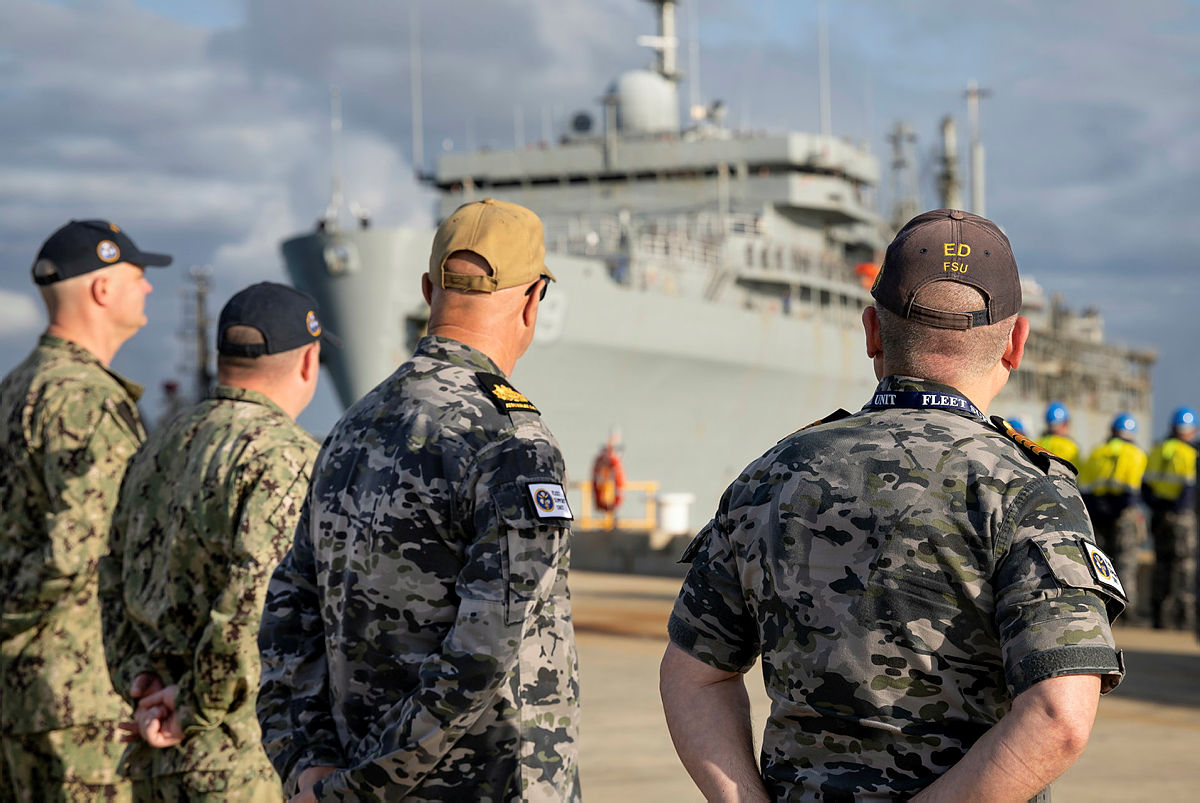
{"left": 862, "top": 390, "right": 985, "bottom": 421}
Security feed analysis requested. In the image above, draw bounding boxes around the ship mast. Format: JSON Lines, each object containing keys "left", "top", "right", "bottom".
{"left": 937, "top": 115, "right": 964, "bottom": 210}
{"left": 638, "top": 0, "right": 680, "bottom": 82}
{"left": 887, "top": 121, "right": 919, "bottom": 230}
{"left": 965, "top": 80, "right": 991, "bottom": 216}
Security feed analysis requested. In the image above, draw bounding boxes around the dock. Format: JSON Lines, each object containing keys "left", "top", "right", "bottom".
{"left": 571, "top": 570, "right": 1200, "bottom": 801}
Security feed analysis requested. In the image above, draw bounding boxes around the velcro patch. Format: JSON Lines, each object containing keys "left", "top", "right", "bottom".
{"left": 477, "top": 372, "right": 540, "bottom": 416}
{"left": 1082, "top": 540, "right": 1126, "bottom": 599}
{"left": 528, "top": 483, "right": 573, "bottom": 520}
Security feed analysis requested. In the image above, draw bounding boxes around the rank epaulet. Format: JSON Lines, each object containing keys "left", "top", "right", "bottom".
{"left": 779, "top": 408, "right": 852, "bottom": 442}
{"left": 476, "top": 372, "right": 540, "bottom": 416}
{"left": 990, "top": 415, "right": 1076, "bottom": 476}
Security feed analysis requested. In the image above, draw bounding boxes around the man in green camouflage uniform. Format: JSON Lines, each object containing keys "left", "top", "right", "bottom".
{"left": 0, "top": 220, "right": 172, "bottom": 802}
{"left": 661, "top": 210, "right": 1126, "bottom": 801}
{"left": 100, "top": 283, "right": 326, "bottom": 801}
{"left": 257, "top": 199, "right": 579, "bottom": 802}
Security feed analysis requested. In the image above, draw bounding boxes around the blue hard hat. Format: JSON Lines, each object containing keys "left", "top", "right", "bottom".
{"left": 1112, "top": 412, "right": 1138, "bottom": 435}
{"left": 1045, "top": 401, "right": 1070, "bottom": 424}
{"left": 1173, "top": 407, "right": 1197, "bottom": 428}
{"left": 1009, "top": 416, "right": 1029, "bottom": 435}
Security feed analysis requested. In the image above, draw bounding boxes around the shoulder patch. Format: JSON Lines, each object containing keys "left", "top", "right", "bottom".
{"left": 1081, "top": 539, "right": 1127, "bottom": 600}
{"left": 991, "top": 415, "right": 1075, "bottom": 475}
{"left": 527, "top": 482, "right": 572, "bottom": 520}
{"left": 779, "top": 408, "right": 852, "bottom": 442}
{"left": 476, "top": 372, "right": 540, "bottom": 417}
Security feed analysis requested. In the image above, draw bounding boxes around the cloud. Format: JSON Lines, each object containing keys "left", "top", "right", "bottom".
{"left": 0, "top": 290, "right": 43, "bottom": 338}
{"left": 1, "top": 0, "right": 1198, "bottom": 430}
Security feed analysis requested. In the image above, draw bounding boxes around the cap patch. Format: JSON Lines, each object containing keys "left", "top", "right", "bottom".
{"left": 97, "top": 240, "right": 120, "bottom": 263}
{"left": 528, "top": 482, "right": 573, "bottom": 520}
{"left": 306, "top": 309, "right": 322, "bottom": 337}
{"left": 476, "top": 372, "right": 540, "bottom": 416}
{"left": 1082, "top": 539, "right": 1126, "bottom": 599}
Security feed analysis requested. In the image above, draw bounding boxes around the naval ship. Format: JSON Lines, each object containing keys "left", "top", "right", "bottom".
{"left": 283, "top": 0, "right": 1154, "bottom": 533}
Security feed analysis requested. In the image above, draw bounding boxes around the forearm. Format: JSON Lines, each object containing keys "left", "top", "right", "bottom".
{"left": 660, "top": 644, "right": 769, "bottom": 803}
{"left": 914, "top": 674, "right": 1100, "bottom": 802}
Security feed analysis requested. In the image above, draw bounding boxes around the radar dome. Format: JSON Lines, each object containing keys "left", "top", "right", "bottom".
{"left": 609, "top": 69, "right": 678, "bottom": 135}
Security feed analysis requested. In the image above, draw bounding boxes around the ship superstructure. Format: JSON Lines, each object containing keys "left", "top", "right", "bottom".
{"left": 284, "top": 0, "right": 1153, "bottom": 530}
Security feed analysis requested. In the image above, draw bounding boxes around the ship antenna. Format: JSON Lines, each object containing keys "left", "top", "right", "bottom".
{"left": 965, "top": 79, "right": 992, "bottom": 216}
{"left": 325, "top": 86, "right": 344, "bottom": 230}
{"left": 687, "top": 0, "right": 701, "bottom": 118}
{"left": 817, "top": 0, "right": 832, "bottom": 138}
{"left": 410, "top": 3, "right": 425, "bottom": 178}
{"left": 638, "top": 1, "right": 680, "bottom": 82}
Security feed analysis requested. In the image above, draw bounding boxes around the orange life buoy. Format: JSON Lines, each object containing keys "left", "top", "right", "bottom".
{"left": 591, "top": 445, "right": 626, "bottom": 512}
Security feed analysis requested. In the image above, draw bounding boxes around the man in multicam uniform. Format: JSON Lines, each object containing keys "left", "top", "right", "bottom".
{"left": 661, "top": 209, "right": 1127, "bottom": 802}
{"left": 257, "top": 198, "right": 579, "bottom": 802}
{"left": 99, "top": 282, "right": 326, "bottom": 800}
{"left": 0, "top": 220, "right": 172, "bottom": 802}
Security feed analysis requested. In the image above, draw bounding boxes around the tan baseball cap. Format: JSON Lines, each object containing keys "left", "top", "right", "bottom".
{"left": 428, "top": 198, "right": 556, "bottom": 293}
{"left": 871, "top": 208, "right": 1021, "bottom": 330}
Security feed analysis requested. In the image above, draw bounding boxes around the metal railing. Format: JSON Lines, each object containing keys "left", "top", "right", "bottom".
{"left": 571, "top": 480, "right": 660, "bottom": 532}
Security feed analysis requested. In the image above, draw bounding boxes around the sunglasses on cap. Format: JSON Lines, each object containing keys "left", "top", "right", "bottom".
{"left": 524, "top": 274, "right": 551, "bottom": 301}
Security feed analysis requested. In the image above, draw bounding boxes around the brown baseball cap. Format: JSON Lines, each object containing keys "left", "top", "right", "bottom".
{"left": 428, "top": 198, "right": 556, "bottom": 292}
{"left": 871, "top": 208, "right": 1021, "bottom": 330}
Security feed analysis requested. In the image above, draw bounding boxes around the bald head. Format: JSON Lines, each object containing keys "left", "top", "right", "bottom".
{"left": 422, "top": 250, "right": 546, "bottom": 376}
{"left": 875, "top": 282, "right": 1018, "bottom": 386}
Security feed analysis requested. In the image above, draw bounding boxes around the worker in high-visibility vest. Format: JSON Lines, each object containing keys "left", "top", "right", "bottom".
{"left": 1038, "top": 401, "right": 1080, "bottom": 465}
{"left": 1142, "top": 407, "right": 1197, "bottom": 630}
{"left": 1079, "top": 413, "right": 1149, "bottom": 623}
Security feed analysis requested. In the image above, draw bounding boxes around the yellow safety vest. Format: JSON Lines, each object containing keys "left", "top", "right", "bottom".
{"left": 1143, "top": 437, "right": 1197, "bottom": 502}
{"left": 1037, "top": 433, "right": 1080, "bottom": 465}
{"left": 1078, "top": 438, "right": 1148, "bottom": 496}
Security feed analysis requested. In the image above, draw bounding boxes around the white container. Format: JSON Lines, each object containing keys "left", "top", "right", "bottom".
{"left": 657, "top": 493, "right": 696, "bottom": 535}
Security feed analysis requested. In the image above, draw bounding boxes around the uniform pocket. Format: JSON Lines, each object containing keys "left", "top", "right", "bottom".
{"left": 493, "top": 483, "right": 567, "bottom": 626}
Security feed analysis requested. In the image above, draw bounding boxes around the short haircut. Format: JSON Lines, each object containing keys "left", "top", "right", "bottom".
{"left": 217, "top": 325, "right": 305, "bottom": 379}
{"left": 876, "top": 281, "right": 1015, "bottom": 383}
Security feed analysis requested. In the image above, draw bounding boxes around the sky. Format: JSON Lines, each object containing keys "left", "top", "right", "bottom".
{"left": 1, "top": 0, "right": 1198, "bottom": 438}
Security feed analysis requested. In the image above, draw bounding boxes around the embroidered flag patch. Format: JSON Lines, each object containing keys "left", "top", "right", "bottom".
{"left": 528, "top": 482, "right": 573, "bottom": 520}
{"left": 1082, "top": 540, "right": 1126, "bottom": 599}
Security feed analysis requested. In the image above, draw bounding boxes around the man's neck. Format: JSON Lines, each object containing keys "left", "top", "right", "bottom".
{"left": 44, "top": 322, "right": 120, "bottom": 367}
{"left": 427, "top": 325, "right": 515, "bottom": 376}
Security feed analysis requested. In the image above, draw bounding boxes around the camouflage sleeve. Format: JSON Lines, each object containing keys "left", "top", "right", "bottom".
{"left": 257, "top": 498, "right": 346, "bottom": 794}
{"left": 1, "top": 384, "right": 141, "bottom": 638}
{"left": 994, "top": 475, "right": 1125, "bottom": 697}
{"left": 667, "top": 485, "right": 761, "bottom": 674}
{"left": 315, "top": 429, "right": 570, "bottom": 800}
{"left": 175, "top": 443, "right": 314, "bottom": 734}
{"left": 99, "top": 466, "right": 156, "bottom": 704}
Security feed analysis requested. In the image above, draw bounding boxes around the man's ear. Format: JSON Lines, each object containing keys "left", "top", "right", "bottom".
{"left": 90, "top": 273, "right": 110, "bottom": 307}
{"left": 1002, "top": 316, "right": 1030, "bottom": 371}
{"left": 421, "top": 273, "right": 433, "bottom": 306}
{"left": 862, "top": 305, "right": 882, "bottom": 359}
{"left": 301, "top": 342, "right": 320, "bottom": 382}
{"left": 521, "top": 282, "right": 541, "bottom": 328}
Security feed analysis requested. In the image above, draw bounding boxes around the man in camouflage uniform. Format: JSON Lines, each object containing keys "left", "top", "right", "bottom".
{"left": 99, "top": 282, "right": 325, "bottom": 801}
{"left": 257, "top": 199, "right": 579, "bottom": 801}
{"left": 661, "top": 210, "right": 1126, "bottom": 801}
{"left": 0, "top": 220, "right": 172, "bottom": 801}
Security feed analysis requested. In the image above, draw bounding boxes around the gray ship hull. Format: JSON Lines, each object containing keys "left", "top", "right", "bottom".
{"left": 285, "top": 227, "right": 882, "bottom": 522}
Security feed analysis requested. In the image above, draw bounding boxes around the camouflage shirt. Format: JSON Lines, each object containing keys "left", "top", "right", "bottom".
{"left": 257, "top": 336, "right": 580, "bottom": 802}
{"left": 99, "top": 385, "right": 317, "bottom": 780}
{"left": 669, "top": 375, "right": 1126, "bottom": 801}
{"left": 0, "top": 334, "right": 145, "bottom": 734}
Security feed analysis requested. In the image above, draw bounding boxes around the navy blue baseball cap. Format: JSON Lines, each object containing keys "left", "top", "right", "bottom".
{"left": 217, "top": 282, "right": 339, "bottom": 357}
{"left": 32, "top": 219, "right": 172, "bottom": 285}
